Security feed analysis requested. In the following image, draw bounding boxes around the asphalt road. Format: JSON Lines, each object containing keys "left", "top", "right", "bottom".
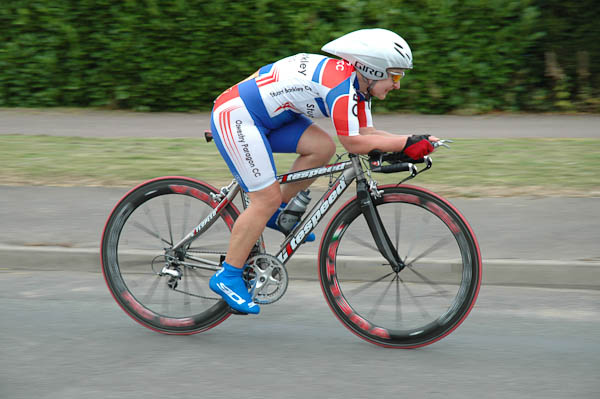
{"left": 1, "top": 269, "right": 599, "bottom": 399}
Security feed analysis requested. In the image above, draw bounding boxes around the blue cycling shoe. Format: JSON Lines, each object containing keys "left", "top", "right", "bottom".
{"left": 266, "top": 203, "right": 315, "bottom": 242}
{"left": 209, "top": 262, "right": 260, "bottom": 314}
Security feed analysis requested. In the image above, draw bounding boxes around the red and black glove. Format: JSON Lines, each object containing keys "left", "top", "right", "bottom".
{"left": 402, "top": 135, "right": 434, "bottom": 160}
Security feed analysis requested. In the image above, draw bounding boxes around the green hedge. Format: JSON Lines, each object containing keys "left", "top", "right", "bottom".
{"left": 0, "top": 0, "right": 598, "bottom": 113}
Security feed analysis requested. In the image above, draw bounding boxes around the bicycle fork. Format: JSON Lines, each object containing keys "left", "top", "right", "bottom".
{"left": 351, "top": 155, "right": 406, "bottom": 273}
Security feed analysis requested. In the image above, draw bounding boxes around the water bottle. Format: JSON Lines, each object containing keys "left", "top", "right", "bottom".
{"left": 277, "top": 190, "right": 311, "bottom": 234}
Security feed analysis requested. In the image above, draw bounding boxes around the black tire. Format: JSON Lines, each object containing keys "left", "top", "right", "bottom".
{"left": 319, "top": 185, "right": 481, "bottom": 348}
{"left": 101, "top": 177, "right": 240, "bottom": 334}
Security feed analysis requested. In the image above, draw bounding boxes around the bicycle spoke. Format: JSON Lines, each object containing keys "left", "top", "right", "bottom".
{"left": 344, "top": 231, "right": 379, "bottom": 253}
{"left": 143, "top": 204, "right": 172, "bottom": 246}
{"left": 346, "top": 271, "right": 395, "bottom": 297}
{"left": 406, "top": 236, "right": 452, "bottom": 266}
{"left": 163, "top": 197, "right": 174, "bottom": 247}
{"left": 400, "top": 280, "right": 434, "bottom": 321}
{"left": 162, "top": 280, "right": 170, "bottom": 314}
{"left": 404, "top": 211, "right": 433, "bottom": 263}
{"left": 189, "top": 268, "right": 213, "bottom": 302}
{"left": 117, "top": 258, "right": 154, "bottom": 269}
{"left": 366, "top": 276, "right": 395, "bottom": 320}
{"left": 395, "top": 276, "right": 402, "bottom": 324}
{"left": 183, "top": 270, "right": 191, "bottom": 313}
{"left": 181, "top": 196, "right": 191, "bottom": 239}
{"left": 141, "top": 274, "right": 162, "bottom": 305}
{"left": 132, "top": 221, "right": 171, "bottom": 246}
{"left": 405, "top": 265, "right": 452, "bottom": 299}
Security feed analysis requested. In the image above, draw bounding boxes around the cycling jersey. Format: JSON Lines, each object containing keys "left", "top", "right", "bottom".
{"left": 211, "top": 53, "right": 372, "bottom": 192}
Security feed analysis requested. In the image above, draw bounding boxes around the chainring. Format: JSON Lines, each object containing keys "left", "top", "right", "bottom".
{"left": 244, "top": 254, "right": 288, "bottom": 304}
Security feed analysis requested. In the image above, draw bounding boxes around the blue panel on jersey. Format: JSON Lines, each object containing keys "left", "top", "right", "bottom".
{"left": 256, "top": 122, "right": 277, "bottom": 175}
{"left": 315, "top": 97, "right": 329, "bottom": 117}
{"left": 269, "top": 109, "right": 298, "bottom": 128}
{"left": 259, "top": 63, "right": 274, "bottom": 75}
{"left": 325, "top": 77, "right": 351, "bottom": 111}
{"left": 238, "top": 79, "right": 273, "bottom": 128}
{"left": 312, "top": 58, "right": 327, "bottom": 83}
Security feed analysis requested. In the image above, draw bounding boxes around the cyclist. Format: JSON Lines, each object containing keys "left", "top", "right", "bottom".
{"left": 209, "top": 28, "right": 438, "bottom": 314}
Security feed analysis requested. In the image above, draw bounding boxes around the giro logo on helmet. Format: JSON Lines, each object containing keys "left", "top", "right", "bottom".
{"left": 354, "top": 61, "right": 384, "bottom": 78}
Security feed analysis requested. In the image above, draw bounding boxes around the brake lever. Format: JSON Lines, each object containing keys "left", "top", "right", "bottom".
{"left": 433, "top": 139, "right": 453, "bottom": 149}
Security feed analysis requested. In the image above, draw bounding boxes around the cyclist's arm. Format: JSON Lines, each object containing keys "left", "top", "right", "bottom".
{"left": 358, "top": 126, "right": 397, "bottom": 137}
{"left": 331, "top": 84, "right": 437, "bottom": 154}
{"left": 339, "top": 128, "right": 440, "bottom": 155}
{"left": 338, "top": 133, "right": 408, "bottom": 154}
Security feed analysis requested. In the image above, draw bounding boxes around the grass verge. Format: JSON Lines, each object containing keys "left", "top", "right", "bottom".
{"left": 1, "top": 135, "right": 598, "bottom": 197}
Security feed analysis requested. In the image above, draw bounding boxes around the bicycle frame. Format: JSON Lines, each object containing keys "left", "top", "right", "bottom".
{"left": 273, "top": 159, "right": 354, "bottom": 265}
{"left": 171, "top": 153, "right": 405, "bottom": 271}
{"left": 170, "top": 158, "right": 352, "bottom": 257}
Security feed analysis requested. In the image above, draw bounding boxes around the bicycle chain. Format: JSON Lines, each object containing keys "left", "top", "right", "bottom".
{"left": 185, "top": 249, "right": 227, "bottom": 255}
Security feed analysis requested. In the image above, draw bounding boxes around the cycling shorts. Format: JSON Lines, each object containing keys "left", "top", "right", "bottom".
{"left": 210, "top": 80, "right": 313, "bottom": 192}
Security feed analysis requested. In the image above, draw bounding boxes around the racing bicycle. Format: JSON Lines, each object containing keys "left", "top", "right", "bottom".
{"left": 101, "top": 133, "right": 481, "bottom": 348}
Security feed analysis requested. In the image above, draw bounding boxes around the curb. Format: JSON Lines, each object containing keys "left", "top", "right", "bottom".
{"left": 1, "top": 245, "right": 598, "bottom": 290}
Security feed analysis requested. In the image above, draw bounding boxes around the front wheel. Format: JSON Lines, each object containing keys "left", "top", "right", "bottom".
{"left": 319, "top": 185, "right": 481, "bottom": 348}
{"left": 101, "top": 177, "right": 240, "bottom": 334}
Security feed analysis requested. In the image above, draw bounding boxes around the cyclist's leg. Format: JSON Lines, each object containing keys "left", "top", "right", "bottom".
{"left": 266, "top": 118, "right": 334, "bottom": 240}
{"left": 268, "top": 116, "right": 336, "bottom": 203}
{"left": 224, "top": 182, "right": 281, "bottom": 268}
{"left": 209, "top": 108, "right": 285, "bottom": 260}
{"left": 209, "top": 182, "right": 281, "bottom": 314}
{"left": 209, "top": 97, "right": 282, "bottom": 313}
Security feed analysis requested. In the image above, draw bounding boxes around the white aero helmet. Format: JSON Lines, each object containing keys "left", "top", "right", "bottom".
{"left": 321, "top": 28, "right": 413, "bottom": 81}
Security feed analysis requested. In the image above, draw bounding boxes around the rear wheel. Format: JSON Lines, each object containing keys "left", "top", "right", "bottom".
{"left": 319, "top": 185, "right": 481, "bottom": 348}
{"left": 101, "top": 177, "right": 239, "bottom": 334}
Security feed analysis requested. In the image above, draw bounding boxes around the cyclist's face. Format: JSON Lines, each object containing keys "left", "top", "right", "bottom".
{"left": 370, "top": 69, "right": 405, "bottom": 100}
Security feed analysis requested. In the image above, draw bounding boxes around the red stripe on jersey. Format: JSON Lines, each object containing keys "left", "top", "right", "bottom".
{"left": 226, "top": 108, "right": 244, "bottom": 166}
{"left": 256, "top": 67, "right": 279, "bottom": 88}
{"left": 331, "top": 95, "right": 350, "bottom": 135}
{"left": 214, "top": 85, "right": 240, "bottom": 109}
{"left": 321, "top": 59, "right": 354, "bottom": 88}
{"left": 219, "top": 106, "right": 243, "bottom": 166}
{"left": 219, "top": 108, "right": 234, "bottom": 160}
{"left": 357, "top": 100, "right": 368, "bottom": 128}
